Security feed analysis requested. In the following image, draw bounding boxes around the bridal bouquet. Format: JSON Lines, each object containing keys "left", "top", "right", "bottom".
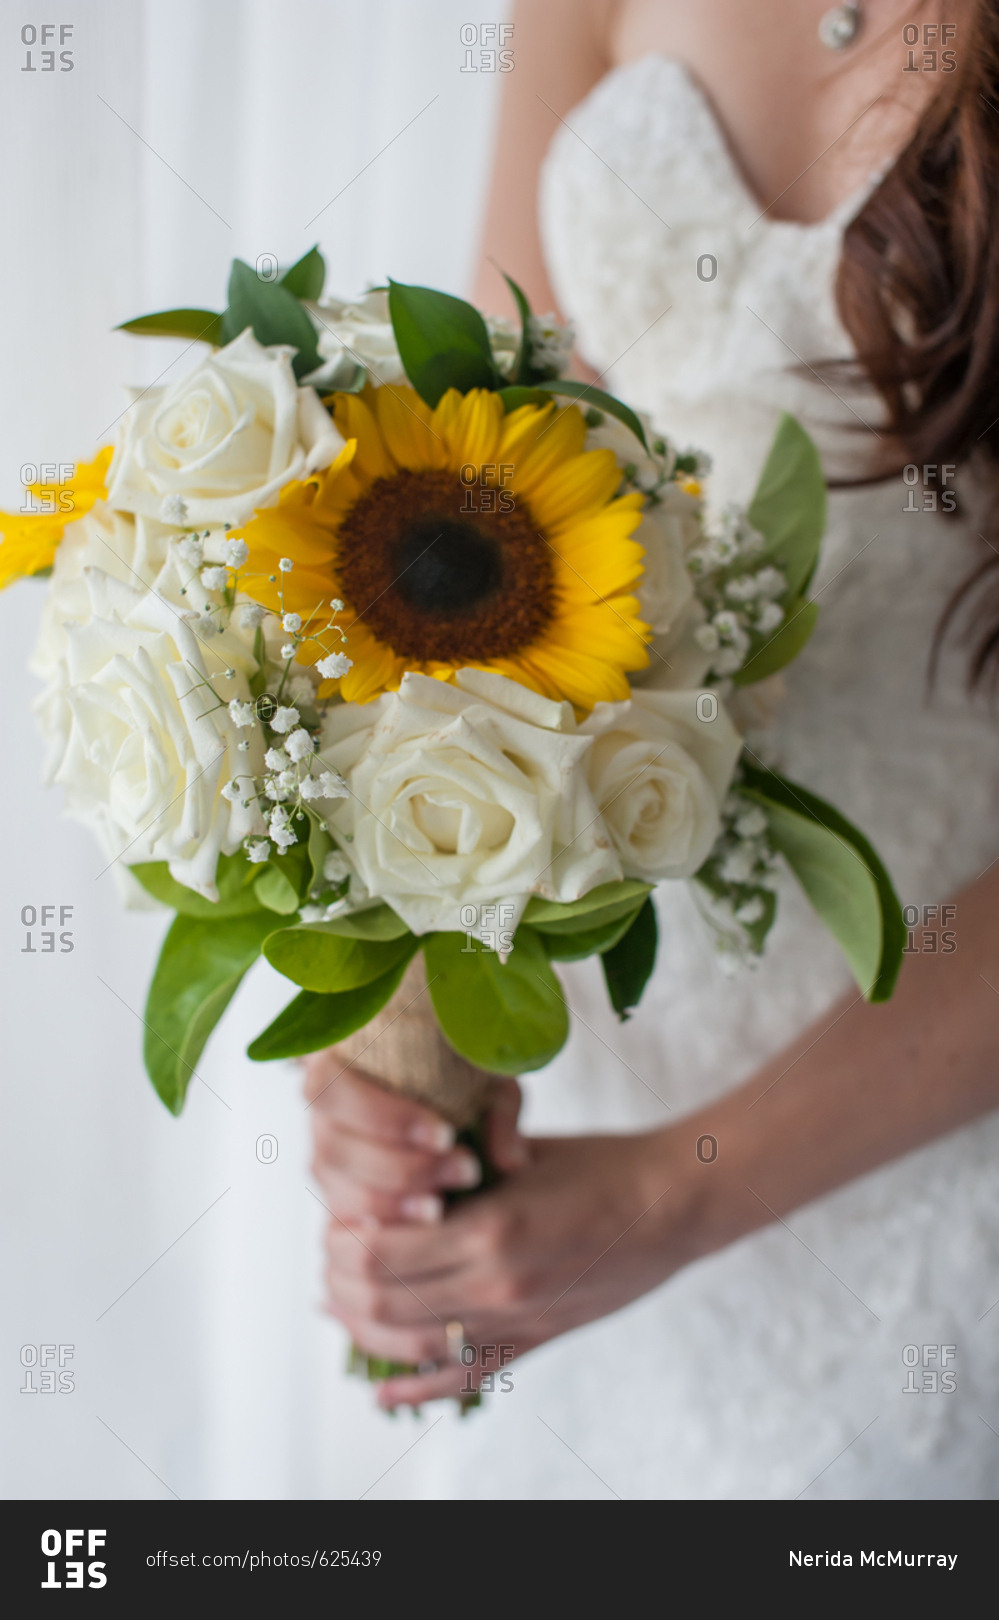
{"left": 3, "top": 248, "right": 903, "bottom": 1135}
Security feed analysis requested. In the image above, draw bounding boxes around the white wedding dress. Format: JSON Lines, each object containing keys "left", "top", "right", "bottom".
{"left": 405, "top": 56, "right": 999, "bottom": 1500}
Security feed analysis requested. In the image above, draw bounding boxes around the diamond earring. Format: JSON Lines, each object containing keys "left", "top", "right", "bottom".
{"left": 819, "top": 2, "right": 863, "bottom": 50}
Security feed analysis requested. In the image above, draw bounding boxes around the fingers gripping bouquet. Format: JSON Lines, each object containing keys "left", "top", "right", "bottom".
{"left": 4, "top": 248, "right": 904, "bottom": 1394}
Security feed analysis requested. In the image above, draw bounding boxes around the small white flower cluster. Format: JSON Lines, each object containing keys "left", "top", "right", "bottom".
{"left": 714, "top": 795, "right": 776, "bottom": 888}
{"left": 266, "top": 561, "right": 353, "bottom": 693}
{"left": 687, "top": 507, "right": 787, "bottom": 678}
{"left": 225, "top": 694, "right": 349, "bottom": 862}
{"left": 298, "top": 848, "right": 366, "bottom": 922}
{"left": 170, "top": 525, "right": 252, "bottom": 642}
{"left": 616, "top": 440, "right": 710, "bottom": 506}
{"left": 617, "top": 434, "right": 677, "bottom": 499}
{"left": 199, "top": 559, "right": 359, "bottom": 863}
{"left": 526, "top": 312, "right": 575, "bottom": 379}
{"left": 693, "top": 789, "right": 781, "bottom": 972}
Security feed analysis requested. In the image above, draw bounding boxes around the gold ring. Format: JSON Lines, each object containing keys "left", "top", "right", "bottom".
{"left": 445, "top": 1320, "right": 465, "bottom": 1363}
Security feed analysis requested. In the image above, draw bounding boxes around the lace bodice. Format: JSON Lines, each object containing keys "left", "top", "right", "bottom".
{"left": 540, "top": 54, "right": 891, "bottom": 498}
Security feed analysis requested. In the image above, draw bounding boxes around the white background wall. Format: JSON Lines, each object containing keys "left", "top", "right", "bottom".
{"left": 0, "top": 0, "right": 511, "bottom": 1499}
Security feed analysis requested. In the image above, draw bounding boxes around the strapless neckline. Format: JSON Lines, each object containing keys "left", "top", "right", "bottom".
{"left": 598, "top": 55, "right": 892, "bottom": 232}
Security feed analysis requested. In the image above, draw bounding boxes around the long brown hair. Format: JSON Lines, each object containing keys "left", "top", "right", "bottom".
{"left": 834, "top": 0, "right": 999, "bottom": 687}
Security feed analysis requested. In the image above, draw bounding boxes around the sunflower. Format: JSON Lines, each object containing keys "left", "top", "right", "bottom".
{"left": 0, "top": 447, "right": 113, "bottom": 590}
{"left": 233, "top": 386, "right": 649, "bottom": 711}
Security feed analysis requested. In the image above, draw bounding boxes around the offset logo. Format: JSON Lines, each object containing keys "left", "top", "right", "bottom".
{"left": 40, "top": 1530, "right": 106, "bottom": 1590}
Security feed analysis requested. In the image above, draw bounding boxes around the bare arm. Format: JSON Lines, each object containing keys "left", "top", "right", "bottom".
{"left": 681, "top": 863, "right": 999, "bottom": 1253}
{"left": 471, "top": 0, "right": 614, "bottom": 317}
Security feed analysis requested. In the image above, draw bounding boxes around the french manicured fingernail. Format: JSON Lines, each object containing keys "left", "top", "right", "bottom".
{"left": 400, "top": 1194, "right": 443, "bottom": 1223}
{"left": 409, "top": 1119, "right": 455, "bottom": 1152}
{"left": 441, "top": 1151, "right": 481, "bottom": 1189}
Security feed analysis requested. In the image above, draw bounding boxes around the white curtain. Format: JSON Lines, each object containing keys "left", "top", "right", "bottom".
{"left": 0, "top": 0, "right": 510, "bottom": 1499}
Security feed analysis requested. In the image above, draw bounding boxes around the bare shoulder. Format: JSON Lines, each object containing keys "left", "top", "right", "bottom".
{"left": 503, "top": 0, "right": 617, "bottom": 93}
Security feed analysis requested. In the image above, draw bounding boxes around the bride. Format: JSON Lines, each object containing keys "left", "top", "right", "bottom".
{"left": 307, "top": 0, "right": 999, "bottom": 1497}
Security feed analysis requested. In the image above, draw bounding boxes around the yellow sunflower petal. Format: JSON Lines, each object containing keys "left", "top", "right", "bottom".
{"left": 551, "top": 535, "right": 646, "bottom": 601}
{"left": 496, "top": 401, "right": 557, "bottom": 462}
{"left": 521, "top": 640, "right": 635, "bottom": 707}
{"left": 437, "top": 387, "right": 504, "bottom": 473}
{"left": 507, "top": 407, "right": 588, "bottom": 501}
{"left": 546, "top": 600, "right": 651, "bottom": 667}
{"left": 339, "top": 631, "right": 403, "bottom": 704}
{"left": 528, "top": 448, "right": 625, "bottom": 533}
{"left": 0, "top": 447, "right": 113, "bottom": 589}
{"left": 373, "top": 387, "right": 449, "bottom": 472}
{"left": 332, "top": 393, "right": 397, "bottom": 483}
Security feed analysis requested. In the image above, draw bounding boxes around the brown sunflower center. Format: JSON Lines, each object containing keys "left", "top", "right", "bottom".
{"left": 335, "top": 469, "right": 554, "bottom": 662}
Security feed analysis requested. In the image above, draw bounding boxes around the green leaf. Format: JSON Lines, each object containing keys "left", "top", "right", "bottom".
{"left": 117, "top": 308, "right": 225, "bottom": 345}
{"left": 143, "top": 910, "right": 276, "bottom": 1113}
{"left": 247, "top": 955, "right": 413, "bottom": 1061}
{"left": 423, "top": 926, "right": 568, "bottom": 1074}
{"left": 130, "top": 852, "right": 260, "bottom": 918}
{"left": 254, "top": 863, "right": 302, "bottom": 915}
{"left": 301, "top": 813, "right": 333, "bottom": 899}
{"left": 498, "top": 386, "right": 551, "bottom": 412}
{"left": 263, "top": 923, "right": 417, "bottom": 993}
{"left": 531, "top": 379, "right": 649, "bottom": 452}
{"left": 601, "top": 897, "right": 658, "bottom": 1019}
{"left": 746, "top": 413, "right": 826, "bottom": 598}
{"left": 280, "top": 245, "right": 325, "bottom": 301}
{"left": 387, "top": 280, "right": 500, "bottom": 406}
{"left": 319, "top": 905, "right": 412, "bottom": 941}
{"left": 541, "top": 908, "right": 642, "bottom": 962}
{"left": 733, "top": 598, "right": 820, "bottom": 686}
{"left": 522, "top": 880, "right": 652, "bottom": 935}
{"left": 501, "top": 269, "right": 534, "bottom": 385}
{"left": 222, "top": 259, "right": 321, "bottom": 378}
{"left": 252, "top": 837, "right": 312, "bottom": 914}
{"left": 741, "top": 763, "right": 905, "bottom": 1002}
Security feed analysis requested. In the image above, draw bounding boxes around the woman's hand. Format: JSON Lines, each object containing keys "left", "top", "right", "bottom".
{"left": 304, "top": 1056, "right": 698, "bottom": 1408}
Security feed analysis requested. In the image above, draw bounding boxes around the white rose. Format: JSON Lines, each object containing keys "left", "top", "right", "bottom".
{"left": 579, "top": 689, "right": 742, "bottom": 881}
{"left": 31, "top": 501, "right": 170, "bottom": 693}
{"left": 316, "top": 667, "right": 621, "bottom": 936}
{"left": 311, "top": 289, "right": 408, "bottom": 386}
{"left": 106, "top": 329, "right": 343, "bottom": 528}
{"left": 32, "top": 554, "right": 266, "bottom": 899}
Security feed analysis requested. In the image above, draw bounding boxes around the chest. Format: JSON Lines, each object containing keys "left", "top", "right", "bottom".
{"left": 607, "top": 0, "right": 952, "bottom": 222}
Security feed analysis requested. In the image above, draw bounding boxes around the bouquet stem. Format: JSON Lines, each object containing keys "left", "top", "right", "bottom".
{"left": 330, "top": 955, "right": 497, "bottom": 1412}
